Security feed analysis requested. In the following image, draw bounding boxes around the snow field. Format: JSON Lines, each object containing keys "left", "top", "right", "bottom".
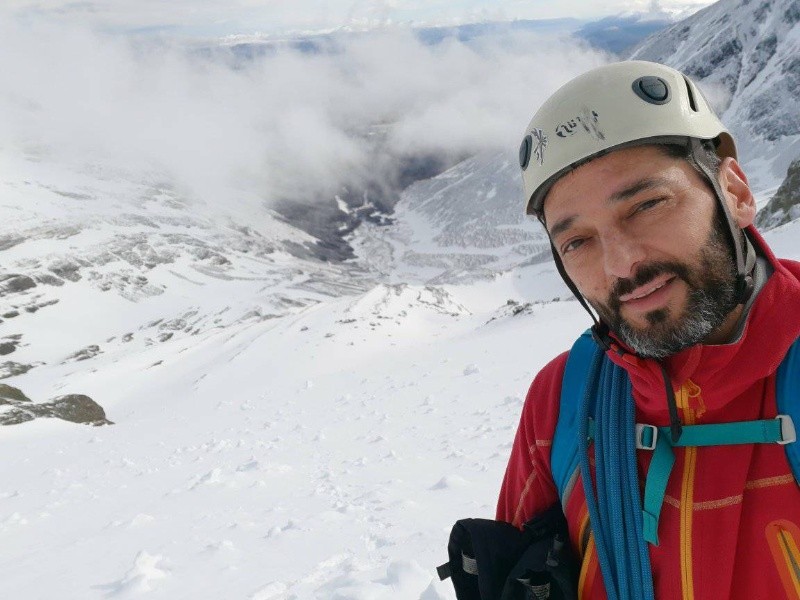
{"left": 0, "top": 265, "right": 588, "bottom": 598}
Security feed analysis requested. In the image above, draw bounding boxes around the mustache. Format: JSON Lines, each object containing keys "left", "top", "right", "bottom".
{"left": 609, "top": 261, "right": 691, "bottom": 306}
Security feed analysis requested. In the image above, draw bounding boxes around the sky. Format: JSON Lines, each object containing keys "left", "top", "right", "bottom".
{"left": 6, "top": 0, "right": 716, "bottom": 37}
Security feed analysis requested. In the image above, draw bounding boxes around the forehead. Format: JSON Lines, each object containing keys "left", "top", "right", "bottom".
{"left": 542, "top": 145, "right": 689, "bottom": 227}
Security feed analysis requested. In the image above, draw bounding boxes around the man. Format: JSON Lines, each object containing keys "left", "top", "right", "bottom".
{"left": 497, "top": 61, "right": 800, "bottom": 598}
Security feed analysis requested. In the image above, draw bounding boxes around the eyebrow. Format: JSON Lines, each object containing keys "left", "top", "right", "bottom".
{"left": 608, "top": 177, "right": 666, "bottom": 204}
{"left": 548, "top": 215, "right": 576, "bottom": 240}
{"left": 547, "top": 177, "right": 669, "bottom": 240}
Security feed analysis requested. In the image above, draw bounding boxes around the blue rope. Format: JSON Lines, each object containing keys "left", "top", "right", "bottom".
{"left": 621, "top": 375, "right": 649, "bottom": 595}
{"left": 608, "top": 363, "right": 631, "bottom": 591}
{"left": 600, "top": 361, "right": 627, "bottom": 590}
{"left": 578, "top": 350, "right": 617, "bottom": 599}
{"left": 578, "top": 348, "right": 655, "bottom": 600}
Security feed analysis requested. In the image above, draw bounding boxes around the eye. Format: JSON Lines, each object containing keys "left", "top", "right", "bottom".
{"left": 633, "top": 197, "right": 666, "bottom": 214}
{"left": 562, "top": 237, "right": 586, "bottom": 255}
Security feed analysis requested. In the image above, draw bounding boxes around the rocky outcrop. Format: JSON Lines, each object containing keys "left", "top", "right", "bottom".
{"left": 0, "top": 384, "right": 32, "bottom": 403}
{"left": 628, "top": 0, "right": 800, "bottom": 192}
{"left": 756, "top": 158, "right": 800, "bottom": 230}
{"left": 0, "top": 384, "right": 112, "bottom": 426}
{"left": 65, "top": 345, "right": 102, "bottom": 362}
{"left": 0, "top": 335, "right": 22, "bottom": 356}
{"left": 0, "top": 274, "right": 36, "bottom": 295}
{"left": 631, "top": 0, "right": 800, "bottom": 140}
{"left": 0, "top": 362, "right": 35, "bottom": 379}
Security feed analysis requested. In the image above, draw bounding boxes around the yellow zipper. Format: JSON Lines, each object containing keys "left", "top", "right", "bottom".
{"left": 766, "top": 520, "right": 800, "bottom": 598}
{"left": 677, "top": 380, "right": 701, "bottom": 600}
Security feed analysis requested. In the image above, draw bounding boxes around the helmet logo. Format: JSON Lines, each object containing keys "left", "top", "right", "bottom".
{"left": 532, "top": 128, "right": 548, "bottom": 166}
{"left": 556, "top": 108, "right": 605, "bottom": 142}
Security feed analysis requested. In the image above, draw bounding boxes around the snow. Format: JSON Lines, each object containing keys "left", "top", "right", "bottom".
{"left": 0, "top": 217, "right": 588, "bottom": 598}
{"left": 1, "top": 6, "right": 799, "bottom": 597}
{"left": 10, "top": 136, "right": 793, "bottom": 598}
{"left": 6, "top": 207, "right": 798, "bottom": 598}
{"left": 628, "top": 0, "right": 800, "bottom": 197}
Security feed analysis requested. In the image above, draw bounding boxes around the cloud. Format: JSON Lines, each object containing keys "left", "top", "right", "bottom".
{"left": 0, "top": 21, "right": 607, "bottom": 208}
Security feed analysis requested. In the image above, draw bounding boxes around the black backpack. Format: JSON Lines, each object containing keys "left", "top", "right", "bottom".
{"left": 437, "top": 503, "right": 579, "bottom": 600}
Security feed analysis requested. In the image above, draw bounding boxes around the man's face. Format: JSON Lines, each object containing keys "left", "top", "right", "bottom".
{"left": 543, "top": 145, "right": 743, "bottom": 359}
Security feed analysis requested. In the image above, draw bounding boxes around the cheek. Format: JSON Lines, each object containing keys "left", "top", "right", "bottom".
{"left": 568, "top": 267, "right": 610, "bottom": 304}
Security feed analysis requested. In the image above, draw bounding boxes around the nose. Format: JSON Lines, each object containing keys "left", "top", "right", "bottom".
{"left": 601, "top": 227, "right": 646, "bottom": 280}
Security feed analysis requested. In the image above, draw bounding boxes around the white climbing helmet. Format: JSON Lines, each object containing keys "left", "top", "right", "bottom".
{"left": 519, "top": 60, "right": 737, "bottom": 216}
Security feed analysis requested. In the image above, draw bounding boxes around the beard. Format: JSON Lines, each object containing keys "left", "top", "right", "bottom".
{"left": 590, "top": 218, "right": 740, "bottom": 359}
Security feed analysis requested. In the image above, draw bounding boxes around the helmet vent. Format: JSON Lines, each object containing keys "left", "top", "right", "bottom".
{"left": 683, "top": 76, "right": 698, "bottom": 112}
{"left": 632, "top": 76, "right": 670, "bottom": 104}
{"left": 519, "top": 135, "right": 532, "bottom": 169}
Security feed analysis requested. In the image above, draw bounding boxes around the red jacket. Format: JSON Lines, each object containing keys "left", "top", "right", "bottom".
{"left": 497, "top": 229, "right": 800, "bottom": 599}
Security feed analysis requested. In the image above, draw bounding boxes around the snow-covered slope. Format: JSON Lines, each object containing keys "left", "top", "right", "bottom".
{"left": 350, "top": 1, "right": 800, "bottom": 288}
{"left": 0, "top": 152, "right": 375, "bottom": 382}
{"left": 4, "top": 5, "right": 800, "bottom": 598}
{"left": 352, "top": 151, "right": 551, "bottom": 285}
{"left": 756, "top": 157, "right": 800, "bottom": 229}
{"left": 3, "top": 214, "right": 800, "bottom": 598}
{"left": 0, "top": 241, "right": 575, "bottom": 599}
{"left": 630, "top": 0, "right": 800, "bottom": 195}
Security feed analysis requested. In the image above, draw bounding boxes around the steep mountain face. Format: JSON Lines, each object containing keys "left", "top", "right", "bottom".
{"left": 629, "top": 0, "right": 800, "bottom": 192}
{"left": 351, "top": 151, "right": 551, "bottom": 285}
{"left": 354, "top": 2, "right": 800, "bottom": 285}
{"left": 755, "top": 158, "right": 800, "bottom": 229}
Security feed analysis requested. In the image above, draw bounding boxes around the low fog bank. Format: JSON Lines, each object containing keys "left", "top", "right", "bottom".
{"left": 0, "top": 20, "right": 607, "bottom": 255}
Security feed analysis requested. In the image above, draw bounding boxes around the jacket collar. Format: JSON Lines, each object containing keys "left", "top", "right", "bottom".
{"left": 603, "top": 226, "right": 800, "bottom": 415}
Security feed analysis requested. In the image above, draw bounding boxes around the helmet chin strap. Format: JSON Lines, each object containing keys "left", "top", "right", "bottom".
{"left": 547, "top": 239, "right": 612, "bottom": 350}
{"left": 687, "top": 137, "right": 754, "bottom": 305}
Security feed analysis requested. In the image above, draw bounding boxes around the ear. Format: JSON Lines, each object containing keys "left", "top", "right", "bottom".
{"left": 718, "top": 158, "right": 756, "bottom": 228}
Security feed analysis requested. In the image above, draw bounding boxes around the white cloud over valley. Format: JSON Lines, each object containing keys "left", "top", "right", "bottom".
{"left": 0, "top": 21, "right": 607, "bottom": 207}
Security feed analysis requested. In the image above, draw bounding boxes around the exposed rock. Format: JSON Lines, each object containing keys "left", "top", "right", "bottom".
{"left": 160, "top": 318, "right": 187, "bottom": 331}
{"left": 52, "top": 189, "right": 93, "bottom": 200}
{"left": 0, "top": 361, "right": 35, "bottom": 379}
{"left": 42, "top": 394, "right": 113, "bottom": 426}
{"left": 0, "top": 409, "right": 35, "bottom": 425}
{"left": 0, "top": 274, "right": 37, "bottom": 294}
{"left": 484, "top": 298, "right": 561, "bottom": 324}
{"left": 33, "top": 273, "right": 65, "bottom": 287}
{"left": 65, "top": 345, "right": 102, "bottom": 362}
{"left": 48, "top": 259, "right": 83, "bottom": 282}
{"left": 2, "top": 311, "right": 20, "bottom": 319}
{"left": 0, "top": 343, "right": 16, "bottom": 355}
{"left": 756, "top": 158, "right": 800, "bottom": 230}
{"left": 0, "top": 384, "right": 32, "bottom": 403}
{"left": 29, "top": 299, "right": 59, "bottom": 312}
{"left": 0, "top": 391, "right": 112, "bottom": 426}
{"left": 0, "top": 234, "right": 25, "bottom": 251}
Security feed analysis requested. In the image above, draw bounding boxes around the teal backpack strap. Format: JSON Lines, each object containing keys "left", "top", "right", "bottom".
{"left": 556, "top": 331, "right": 800, "bottom": 552}
{"left": 777, "top": 335, "right": 800, "bottom": 484}
{"left": 552, "top": 330, "right": 601, "bottom": 507}
{"left": 638, "top": 416, "right": 794, "bottom": 545}
{"left": 636, "top": 331, "right": 800, "bottom": 546}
